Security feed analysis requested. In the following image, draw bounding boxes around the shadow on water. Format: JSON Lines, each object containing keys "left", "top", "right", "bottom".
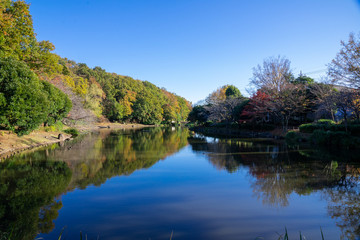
{"left": 188, "top": 134, "right": 360, "bottom": 240}
{"left": 0, "top": 127, "right": 189, "bottom": 240}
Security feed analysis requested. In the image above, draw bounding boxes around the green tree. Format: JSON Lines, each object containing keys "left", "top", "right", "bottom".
{"left": 188, "top": 105, "right": 209, "bottom": 123}
{"left": 291, "top": 74, "right": 314, "bottom": 85}
{"left": 132, "top": 96, "right": 163, "bottom": 124}
{"left": 225, "top": 85, "right": 242, "bottom": 98}
{"left": 41, "top": 81, "right": 72, "bottom": 126}
{"left": 0, "top": 58, "right": 49, "bottom": 135}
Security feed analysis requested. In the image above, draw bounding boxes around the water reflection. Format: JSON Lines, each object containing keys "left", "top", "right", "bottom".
{"left": 2, "top": 129, "right": 360, "bottom": 240}
{"left": 0, "top": 157, "right": 71, "bottom": 240}
{"left": 188, "top": 134, "right": 360, "bottom": 239}
{"left": 0, "top": 127, "right": 189, "bottom": 240}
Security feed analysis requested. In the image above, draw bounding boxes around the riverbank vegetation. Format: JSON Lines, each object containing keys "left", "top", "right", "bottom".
{"left": 0, "top": 0, "right": 191, "bottom": 137}
{"left": 189, "top": 32, "right": 360, "bottom": 148}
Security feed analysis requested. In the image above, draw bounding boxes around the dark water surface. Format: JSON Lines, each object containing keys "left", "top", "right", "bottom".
{"left": 1, "top": 127, "right": 360, "bottom": 240}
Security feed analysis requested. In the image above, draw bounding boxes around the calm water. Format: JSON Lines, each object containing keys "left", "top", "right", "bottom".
{"left": 1, "top": 127, "right": 360, "bottom": 240}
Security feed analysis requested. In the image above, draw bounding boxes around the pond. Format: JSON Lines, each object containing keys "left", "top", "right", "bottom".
{"left": 0, "top": 127, "right": 359, "bottom": 240}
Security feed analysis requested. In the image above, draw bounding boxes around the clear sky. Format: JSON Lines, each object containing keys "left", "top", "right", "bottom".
{"left": 28, "top": 0, "right": 360, "bottom": 103}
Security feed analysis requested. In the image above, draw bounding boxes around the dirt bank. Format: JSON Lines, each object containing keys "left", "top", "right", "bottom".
{"left": 0, "top": 123, "right": 149, "bottom": 160}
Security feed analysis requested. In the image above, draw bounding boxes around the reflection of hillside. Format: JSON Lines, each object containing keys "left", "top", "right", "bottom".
{"left": 188, "top": 135, "right": 360, "bottom": 239}
{"left": 61, "top": 127, "right": 189, "bottom": 189}
{"left": 0, "top": 127, "right": 189, "bottom": 239}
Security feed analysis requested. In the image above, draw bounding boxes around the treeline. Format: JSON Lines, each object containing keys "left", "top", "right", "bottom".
{"left": 60, "top": 60, "right": 191, "bottom": 124}
{"left": 0, "top": 0, "right": 191, "bottom": 135}
{"left": 189, "top": 32, "right": 360, "bottom": 133}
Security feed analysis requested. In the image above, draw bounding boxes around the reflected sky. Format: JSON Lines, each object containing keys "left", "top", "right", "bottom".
{"left": 1, "top": 129, "right": 359, "bottom": 240}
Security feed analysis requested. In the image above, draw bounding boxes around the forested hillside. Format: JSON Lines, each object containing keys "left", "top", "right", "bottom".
{"left": 0, "top": 0, "right": 192, "bottom": 135}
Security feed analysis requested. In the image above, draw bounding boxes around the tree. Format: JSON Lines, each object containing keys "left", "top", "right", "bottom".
{"left": 41, "top": 81, "right": 72, "bottom": 126}
{"left": 328, "top": 32, "right": 360, "bottom": 88}
{"left": 0, "top": 58, "right": 71, "bottom": 135}
{"left": 205, "top": 97, "right": 245, "bottom": 123}
{"left": 205, "top": 85, "right": 228, "bottom": 105}
{"left": 0, "top": 0, "right": 61, "bottom": 75}
{"left": 0, "top": 58, "right": 49, "bottom": 135}
{"left": 0, "top": 0, "right": 36, "bottom": 61}
{"left": 291, "top": 74, "right": 314, "bottom": 85}
{"left": 267, "top": 85, "right": 308, "bottom": 130}
{"left": 250, "top": 56, "right": 293, "bottom": 94}
{"left": 203, "top": 85, "right": 246, "bottom": 123}
{"left": 188, "top": 105, "right": 209, "bottom": 123}
{"left": 132, "top": 95, "right": 163, "bottom": 125}
{"left": 310, "top": 82, "right": 338, "bottom": 121}
{"left": 225, "top": 85, "right": 242, "bottom": 98}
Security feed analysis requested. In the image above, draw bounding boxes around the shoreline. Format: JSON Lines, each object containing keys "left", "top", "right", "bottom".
{"left": 190, "top": 126, "right": 286, "bottom": 139}
{"left": 0, "top": 123, "right": 149, "bottom": 160}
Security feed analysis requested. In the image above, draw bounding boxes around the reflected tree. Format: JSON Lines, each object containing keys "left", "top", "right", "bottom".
{"left": 0, "top": 157, "right": 71, "bottom": 240}
{"left": 323, "top": 166, "right": 360, "bottom": 240}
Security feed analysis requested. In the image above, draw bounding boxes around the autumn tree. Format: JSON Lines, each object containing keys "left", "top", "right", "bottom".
{"left": 328, "top": 32, "right": 360, "bottom": 88}
{"left": 268, "top": 84, "right": 308, "bottom": 130}
{"left": 0, "top": 0, "right": 36, "bottom": 61}
{"left": 239, "top": 90, "right": 271, "bottom": 124}
{"left": 0, "top": 0, "right": 61, "bottom": 74}
{"left": 310, "top": 82, "right": 338, "bottom": 121}
{"left": 203, "top": 85, "right": 247, "bottom": 123}
{"left": 249, "top": 56, "right": 308, "bottom": 129}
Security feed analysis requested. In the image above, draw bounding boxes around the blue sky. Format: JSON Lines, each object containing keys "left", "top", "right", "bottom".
{"left": 29, "top": 0, "right": 360, "bottom": 103}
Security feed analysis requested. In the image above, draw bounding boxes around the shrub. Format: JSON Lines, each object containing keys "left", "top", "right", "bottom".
{"left": 310, "top": 130, "right": 359, "bottom": 148}
{"left": 316, "top": 119, "right": 335, "bottom": 125}
{"left": 299, "top": 123, "right": 318, "bottom": 133}
{"left": 300, "top": 122, "right": 360, "bottom": 137}
{"left": 63, "top": 128, "right": 79, "bottom": 137}
{"left": 285, "top": 131, "right": 301, "bottom": 143}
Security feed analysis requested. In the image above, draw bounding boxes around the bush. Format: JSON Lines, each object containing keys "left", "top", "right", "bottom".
{"left": 310, "top": 130, "right": 359, "bottom": 148}
{"left": 285, "top": 131, "right": 301, "bottom": 143}
{"left": 63, "top": 128, "right": 79, "bottom": 137}
{"left": 316, "top": 119, "right": 335, "bottom": 125}
{"left": 299, "top": 122, "right": 360, "bottom": 136}
{"left": 299, "top": 123, "right": 318, "bottom": 133}
{"left": 42, "top": 121, "right": 64, "bottom": 132}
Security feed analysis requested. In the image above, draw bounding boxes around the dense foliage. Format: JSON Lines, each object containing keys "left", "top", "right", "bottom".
{"left": 0, "top": 58, "right": 71, "bottom": 135}
{"left": 61, "top": 62, "right": 192, "bottom": 124}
